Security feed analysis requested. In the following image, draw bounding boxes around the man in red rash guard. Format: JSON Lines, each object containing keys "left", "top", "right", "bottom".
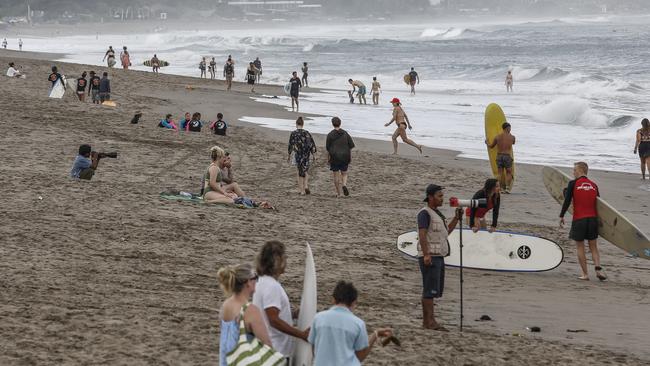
{"left": 559, "top": 161, "right": 607, "bottom": 281}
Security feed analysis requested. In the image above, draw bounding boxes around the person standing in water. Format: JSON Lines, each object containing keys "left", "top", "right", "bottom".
{"left": 209, "top": 57, "right": 217, "bottom": 79}
{"left": 2, "top": 38, "right": 7, "bottom": 49}
{"left": 288, "top": 117, "right": 317, "bottom": 195}
{"left": 408, "top": 67, "right": 419, "bottom": 95}
{"left": 102, "top": 46, "right": 116, "bottom": 68}
{"left": 76, "top": 72, "right": 88, "bottom": 102}
{"left": 348, "top": 79, "right": 367, "bottom": 105}
{"left": 246, "top": 62, "right": 258, "bottom": 93}
{"left": 371, "top": 77, "right": 381, "bottom": 105}
{"left": 18, "top": 39, "right": 23, "bottom": 51}
{"left": 199, "top": 57, "right": 207, "bottom": 79}
{"left": 289, "top": 71, "right": 302, "bottom": 112}
{"left": 301, "top": 62, "right": 309, "bottom": 88}
{"left": 634, "top": 118, "right": 650, "bottom": 179}
{"left": 384, "top": 98, "right": 422, "bottom": 155}
{"left": 120, "top": 46, "right": 131, "bottom": 70}
{"left": 224, "top": 55, "right": 235, "bottom": 91}
{"left": 486, "top": 122, "right": 515, "bottom": 193}
{"left": 150, "top": 54, "right": 160, "bottom": 74}
{"left": 505, "top": 70, "right": 514, "bottom": 92}
{"left": 254, "top": 57, "right": 262, "bottom": 83}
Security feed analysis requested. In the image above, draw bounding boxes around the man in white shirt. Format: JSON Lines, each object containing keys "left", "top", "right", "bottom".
{"left": 6, "top": 62, "right": 23, "bottom": 78}
{"left": 253, "top": 241, "right": 309, "bottom": 362}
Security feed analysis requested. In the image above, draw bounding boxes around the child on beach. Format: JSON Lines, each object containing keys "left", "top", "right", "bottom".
{"left": 210, "top": 113, "right": 227, "bottom": 136}
{"left": 187, "top": 112, "right": 203, "bottom": 132}
{"left": 158, "top": 114, "right": 178, "bottom": 130}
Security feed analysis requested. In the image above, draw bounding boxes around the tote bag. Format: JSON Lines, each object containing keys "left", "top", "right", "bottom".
{"left": 226, "top": 304, "right": 285, "bottom": 366}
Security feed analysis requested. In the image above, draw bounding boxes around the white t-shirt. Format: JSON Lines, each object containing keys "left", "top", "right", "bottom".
{"left": 6, "top": 67, "right": 19, "bottom": 77}
{"left": 252, "top": 275, "right": 294, "bottom": 357}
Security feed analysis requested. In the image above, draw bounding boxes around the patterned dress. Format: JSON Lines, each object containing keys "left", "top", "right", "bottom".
{"left": 288, "top": 128, "right": 317, "bottom": 177}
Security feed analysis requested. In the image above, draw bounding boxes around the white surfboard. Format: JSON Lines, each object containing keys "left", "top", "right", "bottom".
{"left": 293, "top": 242, "right": 316, "bottom": 366}
{"left": 542, "top": 166, "right": 650, "bottom": 260}
{"left": 397, "top": 229, "right": 563, "bottom": 272}
{"left": 283, "top": 82, "right": 291, "bottom": 95}
{"left": 48, "top": 76, "right": 66, "bottom": 99}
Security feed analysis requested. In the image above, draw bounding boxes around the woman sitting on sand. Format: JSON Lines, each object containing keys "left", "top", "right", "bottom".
{"left": 218, "top": 263, "right": 274, "bottom": 366}
{"left": 384, "top": 98, "right": 422, "bottom": 155}
{"left": 467, "top": 178, "right": 501, "bottom": 233}
{"left": 204, "top": 146, "right": 238, "bottom": 204}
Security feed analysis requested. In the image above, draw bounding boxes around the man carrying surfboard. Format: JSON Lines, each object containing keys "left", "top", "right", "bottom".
{"left": 559, "top": 162, "right": 607, "bottom": 281}
{"left": 418, "top": 184, "right": 462, "bottom": 331}
{"left": 486, "top": 122, "right": 515, "bottom": 193}
{"left": 408, "top": 67, "right": 419, "bottom": 95}
{"left": 150, "top": 54, "right": 160, "bottom": 74}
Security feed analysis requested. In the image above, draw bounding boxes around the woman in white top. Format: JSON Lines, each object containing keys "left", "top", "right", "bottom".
{"left": 6, "top": 62, "right": 23, "bottom": 78}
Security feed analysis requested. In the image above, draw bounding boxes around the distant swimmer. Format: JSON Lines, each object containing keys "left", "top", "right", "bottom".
{"left": 223, "top": 55, "right": 235, "bottom": 91}
{"left": 289, "top": 71, "right": 302, "bottom": 112}
{"left": 253, "top": 57, "right": 262, "bottom": 83}
{"left": 408, "top": 67, "right": 419, "bottom": 95}
{"left": 634, "top": 118, "right": 650, "bottom": 179}
{"left": 505, "top": 70, "right": 513, "bottom": 92}
{"left": 209, "top": 57, "right": 216, "bottom": 79}
{"left": 348, "top": 79, "right": 367, "bottom": 105}
{"left": 151, "top": 54, "right": 160, "bottom": 74}
{"left": 120, "top": 46, "right": 131, "bottom": 70}
{"left": 486, "top": 122, "right": 515, "bottom": 193}
{"left": 371, "top": 76, "right": 381, "bottom": 105}
{"left": 384, "top": 98, "right": 422, "bottom": 155}
{"left": 18, "top": 38, "right": 22, "bottom": 51}
{"left": 301, "top": 62, "right": 309, "bottom": 88}
{"left": 102, "top": 46, "right": 116, "bottom": 68}
{"left": 76, "top": 72, "right": 87, "bottom": 102}
{"left": 199, "top": 57, "right": 207, "bottom": 79}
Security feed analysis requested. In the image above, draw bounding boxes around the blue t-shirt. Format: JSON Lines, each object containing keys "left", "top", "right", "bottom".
{"left": 70, "top": 155, "right": 91, "bottom": 178}
{"left": 308, "top": 306, "right": 368, "bottom": 366}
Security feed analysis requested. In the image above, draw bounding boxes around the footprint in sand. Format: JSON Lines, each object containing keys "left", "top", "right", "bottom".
{"left": 638, "top": 184, "right": 650, "bottom": 192}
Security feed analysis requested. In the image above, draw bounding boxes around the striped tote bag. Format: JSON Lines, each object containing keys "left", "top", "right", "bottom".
{"left": 226, "top": 304, "right": 285, "bottom": 366}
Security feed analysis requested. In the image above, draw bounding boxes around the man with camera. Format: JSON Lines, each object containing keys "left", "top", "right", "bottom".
{"left": 70, "top": 144, "right": 116, "bottom": 180}
{"left": 417, "top": 184, "right": 462, "bottom": 331}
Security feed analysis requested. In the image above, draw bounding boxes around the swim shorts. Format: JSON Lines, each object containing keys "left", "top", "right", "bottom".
{"left": 418, "top": 256, "right": 445, "bottom": 299}
{"left": 290, "top": 90, "right": 299, "bottom": 99}
{"left": 91, "top": 90, "right": 100, "bottom": 102}
{"left": 329, "top": 162, "right": 348, "bottom": 172}
{"left": 569, "top": 217, "right": 599, "bottom": 241}
{"left": 357, "top": 86, "right": 366, "bottom": 95}
{"left": 496, "top": 153, "right": 513, "bottom": 169}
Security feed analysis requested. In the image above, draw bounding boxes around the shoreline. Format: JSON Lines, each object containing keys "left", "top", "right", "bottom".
{"left": 1, "top": 53, "right": 649, "bottom": 365}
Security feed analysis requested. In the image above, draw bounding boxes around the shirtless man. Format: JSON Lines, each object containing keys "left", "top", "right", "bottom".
{"left": 371, "top": 76, "right": 381, "bottom": 105}
{"left": 151, "top": 54, "right": 160, "bottom": 74}
{"left": 505, "top": 70, "right": 513, "bottom": 92}
{"left": 408, "top": 67, "right": 419, "bottom": 95}
{"left": 348, "top": 79, "right": 367, "bottom": 105}
{"left": 385, "top": 98, "right": 422, "bottom": 155}
{"left": 223, "top": 55, "right": 235, "bottom": 91}
{"left": 301, "top": 62, "right": 309, "bottom": 88}
{"left": 486, "top": 122, "right": 515, "bottom": 193}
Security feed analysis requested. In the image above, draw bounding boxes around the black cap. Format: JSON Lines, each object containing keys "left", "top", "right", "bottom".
{"left": 423, "top": 184, "right": 443, "bottom": 202}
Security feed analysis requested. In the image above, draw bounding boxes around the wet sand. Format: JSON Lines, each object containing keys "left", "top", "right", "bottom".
{"left": 1, "top": 53, "right": 649, "bottom": 365}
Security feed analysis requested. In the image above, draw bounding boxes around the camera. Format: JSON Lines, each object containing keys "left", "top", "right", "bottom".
{"left": 449, "top": 197, "right": 487, "bottom": 208}
{"left": 95, "top": 152, "right": 118, "bottom": 159}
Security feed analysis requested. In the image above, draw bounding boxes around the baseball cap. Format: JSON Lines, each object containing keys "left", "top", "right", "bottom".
{"left": 390, "top": 97, "right": 400, "bottom": 104}
{"left": 423, "top": 184, "right": 444, "bottom": 202}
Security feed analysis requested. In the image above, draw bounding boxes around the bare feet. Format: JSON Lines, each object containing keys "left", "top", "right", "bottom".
{"left": 578, "top": 275, "right": 589, "bottom": 281}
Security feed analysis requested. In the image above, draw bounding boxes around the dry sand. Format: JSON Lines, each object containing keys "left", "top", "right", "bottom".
{"left": 1, "top": 52, "right": 649, "bottom": 365}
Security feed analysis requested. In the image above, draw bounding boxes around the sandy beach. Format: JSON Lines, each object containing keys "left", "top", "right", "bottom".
{"left": 1, "top": 51, "right": 649, "bottom": 365}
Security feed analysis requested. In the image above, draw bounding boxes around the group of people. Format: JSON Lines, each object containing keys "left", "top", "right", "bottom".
{"left": 72, "top": 70, "right": 111, "bottom": 103}
{"left": 158, "top": 112, "right": 228, "bottom": 135}
{"left": 196, "top": 55, "right": 264, "bottom": 93}
{"left": 102, "top": 46, "right": 131, "bottom": 69}
{"left": 2, "top": 38, "right": 23, "bottom": 51}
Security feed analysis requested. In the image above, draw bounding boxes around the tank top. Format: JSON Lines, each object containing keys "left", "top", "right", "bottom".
{"left": 203, "top": 164, "right": 222, "bottom": 196}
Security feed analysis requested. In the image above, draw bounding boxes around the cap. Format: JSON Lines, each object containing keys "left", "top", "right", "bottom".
{"left": 390, "top": 97, "right": 400, "bottom": 104}
{"left": 423, "top": 184, "right": 443, "bottom": 202}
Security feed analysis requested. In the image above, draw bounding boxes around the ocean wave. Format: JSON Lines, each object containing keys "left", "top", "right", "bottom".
{"left": 420, "top": 27, "right": 481, "bottom": 39}
{"left": 532, "top": 97, "right": 632, "bottom": 128}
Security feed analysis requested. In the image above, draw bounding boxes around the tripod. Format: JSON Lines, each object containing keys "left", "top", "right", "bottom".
{"left": 458, "top": 211, "right": 465, "bottom": 332}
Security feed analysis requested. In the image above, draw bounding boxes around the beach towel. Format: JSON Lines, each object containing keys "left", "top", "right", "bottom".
{"left": 159, "top": 191, "right": 274, "bottom": 210}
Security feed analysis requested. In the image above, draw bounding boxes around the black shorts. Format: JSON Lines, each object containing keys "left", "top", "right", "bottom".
{"left": 570, "top": 217, "right": 599, "bottom": 241}
{"left": 639, "top": 142, "right": 650, "bottom": 159}
{"left": 418, "top": 256, "right": 445, "bottom": 299}
{"left": 290, "top": 90, "right": 299, "bottom": 99}
{"left": 329, "top": 162, "right": 349, "bottom": 172}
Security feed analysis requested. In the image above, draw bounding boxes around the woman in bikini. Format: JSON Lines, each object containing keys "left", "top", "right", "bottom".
{"left": 203, "top": 146, "right": 237, "bottom": 204}
{"left": 384, "top": 98, "right": 422, "bottom": 155}
{"left": 634, "top": 118, "right": 650, "bottom": 179}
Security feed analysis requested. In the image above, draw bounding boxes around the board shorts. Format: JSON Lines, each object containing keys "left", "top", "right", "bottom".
{"left": 570, "top": 217, "right": 599, "bottom": 241}
{"left": 290, "top": 90, "right": 299, "bottom": 99}
{"left": 496, "top": 153, "right": 513, "bottom": 169}
{"left": 639, "top": 141, "right": 650, "bottom": 159}
{"left": 357, "top": 86, "right": 366, "bottom": 95}
{"left": 91, "top": 89, "right": 100, "bottom": 102}
{"left": 329, "top": 162, "right": 349, "bottom": 172}
{"left": 225, "top": 73, "right": 233, "bottom": 81}
{"left": 418, "top": 256, "right": 445, "bottom": 299}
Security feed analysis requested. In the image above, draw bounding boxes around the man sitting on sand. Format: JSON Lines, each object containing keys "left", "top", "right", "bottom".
{"left": 486, "top": 122, "right": 515, "bottom": 193}
{"left": 309, "top": 281, "right": 393, "bottom": 366}
{"left": 348, "top": 79, "right": 367, "bottom": 105}
{"left": 6, "top": 62, "right": 23, "bottom": 78}
{"left": 70, "top": 144, "right": 101, "bottom": 180}
{"left": 326, "top": 117, "right": 355, "bottom": 197}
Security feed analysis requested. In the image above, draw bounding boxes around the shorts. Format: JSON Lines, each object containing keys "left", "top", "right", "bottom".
{"left": 329, "top": 162, "right": 349, "bottom": 172}
{"left": 357, "top": 86, "right": 366, "bottom": 95}
{"left": 77, "top": 91, "right": 85, "bottom": 95}
{"left": 639, "top": 141, "right": 650, "bottom": 159}
{"left": 91, "top": 89, "right": 100, "bottom": 102}
{"left": 418, "top": 256, "right": 445, "bottom": 299}
{"left": 496, "top": 153, "right": 513, "bottom": 169}
{"left": 247, "top": 78, "right": 255, "bottom": 85}
{"left": 290, "top": 90, "right": 299, "bottom": 99}
{"left": 226, "top": 74, "right": 233, "bottom": 81}
{"left": 78, "top": 168, "right": 95, "bottom": 180}
{"left": 570, "top": 217, "right": 599, "bottom": 241}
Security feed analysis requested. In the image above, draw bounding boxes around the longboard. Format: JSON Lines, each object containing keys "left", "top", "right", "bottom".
{"left": 485, "top": 103, "right": 515, "bottom": 186}
{"left": 144, "top": 60, "right": 170, "bottom": 67}
{"left": 542, "top": 166, "right": 650, "bottom": 259}
{"left": 293, "top": 242, "right": 317, "bottom": 366}
{"left": 403, "top": 74, "right": 411, "bottom": 85}
{"left": 48, "top": 76, "right": 66, "bottom": 99}
{"left": 397, "top": 229, "right": 563, "bottom": 272}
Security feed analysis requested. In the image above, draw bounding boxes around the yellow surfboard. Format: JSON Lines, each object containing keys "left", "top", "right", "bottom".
{"left": 484, "top": 103, "right": 514, "bottom": 183}
{"left": 101, "top": 101, "right": 117, "bottom": 107}
{"left": 403, "top": 74, "right": 411, "bottom": 85}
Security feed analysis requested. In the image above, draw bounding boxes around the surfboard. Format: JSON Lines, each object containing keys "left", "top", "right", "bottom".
{"left": 542, "top": 166, "right": 650, "bottom": 259}
{"left": 48, "top": 76, "right": 66, "bottom": 99}
{"left": 293, "top": 242, "right": 317, "bottom": 366}
{"left": 397, "top": 229, "right": 563, "bottom": 272}
{"left": 283, "top": 83, "right": 291, "bottom": 95}
{"left": 143, "top": 60, "right": 170, "bottom": 67}
{"left": 403, "top": 74, "right": 411, "bottom": 85}
{"left": 101, "top": 101, "right": 117, "bottom": 107}
{"left": 107, "top": 58, "right": 116, "bottom": 68}
{"left": 485, "top": 103, "right": 515, "bottom": 185}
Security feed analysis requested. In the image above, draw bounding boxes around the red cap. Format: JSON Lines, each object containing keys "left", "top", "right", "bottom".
{"left": 390, "top": 97, "right": 400, "bottom": 104}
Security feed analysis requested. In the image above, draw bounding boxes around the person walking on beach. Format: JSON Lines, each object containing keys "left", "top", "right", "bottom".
{"left": 2, "top": 38, "right": 7, "bottom": 49}
{"left": 253, "top": 241, "right": 310, "bottom": 362}
{"left": 209, "top": 57, "right": 217, "bottom": 79}
{"left": 120, "top": 46, "right": 131, "bottom": 70}
{"left": 88, "top": 71, "right": 101, "bottom": 104}
{"left": 103, "top": 46, "right": 116, "bottom": 68}
{"left": 301, "top": 62, "right": 309, "bottom": 88}
{"left": 486, "top": 122, "right": 515, "bottom": 193}
{"left": 99, "top": 72, "right": 111, "bottom": 103}
{"left": 559, "top": 162, "right": 607, "bottom": 281}
{"left": 18, "top": 38, "right": 22, "bottom": 51}
{"left": 371, "top": 77, "right": 381, "bottom": 105}
{"left": 288, "top": 117, "right": 317, "bottom": 195}
{"left": 246, "top": 62, "right": 258, "bottom": 93}
{"left": 348, "top": 79, "right": 367, "bottom": 105}
{"left": 505, "top": 70, "right": 514, "bottom": 92}
{"left": 308, "top": 280, "right": 394, "bottom": 366}
{"left": 199, "top": 57, "right": 207, "bottom": 79}
{"left": 224, "top": 56, "right": 235, "bottom": 91}
{"left": 48, "top": 66, "right": 65, "bottom": 91}
{"left": 290, "top": 71, "right": 302, "bottom": 112}
{"left": 408, "top": 67, "right": 419, "bottom": 95}
{"left": 326, "top": 117, "right": 355, "bottom": 197}
{"left": 385, "top": 98, "right": 422, "bottom": 155}
{"left": 150, "top": 54, "right": 160, "bottom": 74}
{"left": 418, "top": 184, "right": 462, "bottom": 331}
{"left": 75, "top": 72, "right": 88, "bottom": 102}
{"left": 217, "top": 263, "right": 275, "bottom": 366}
{"left": 254, "top": 57, "right": 262, "bottom": 83}
{"left": 467, "top": 178, "right": 500, "bottom": 233}
{"left": 634, "top": 118, "right": 650, "bottom": 179}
